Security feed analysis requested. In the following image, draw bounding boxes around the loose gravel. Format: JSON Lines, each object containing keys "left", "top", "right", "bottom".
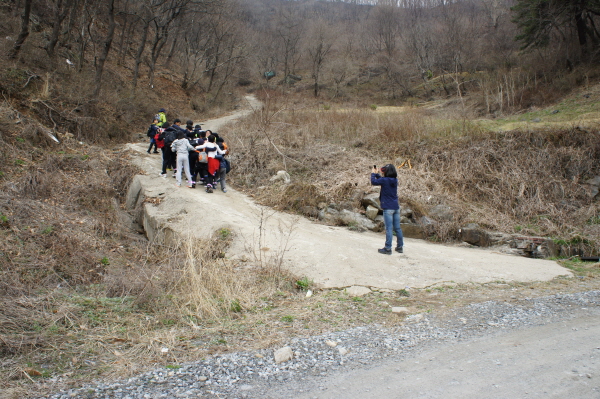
{"left": 39, "top": 290, "right": 600, "bottom": 399}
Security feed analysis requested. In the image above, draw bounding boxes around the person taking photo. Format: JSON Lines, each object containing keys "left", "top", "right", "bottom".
{"left": 371, "top": 164, "right": 404, "bottom": 255}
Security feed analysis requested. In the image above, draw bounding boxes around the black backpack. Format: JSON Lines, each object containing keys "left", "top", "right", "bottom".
{"left": 164, "top": 129, "right": 177, "bottom": 146}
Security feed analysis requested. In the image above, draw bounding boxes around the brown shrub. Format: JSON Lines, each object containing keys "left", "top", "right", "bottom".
{"left": 222, "top": 103, "right": 600, "bottom": 248}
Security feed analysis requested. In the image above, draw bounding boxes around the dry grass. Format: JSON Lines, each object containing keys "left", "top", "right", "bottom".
{"left": 222, "top": 89, "right": 600, "bottom": 247}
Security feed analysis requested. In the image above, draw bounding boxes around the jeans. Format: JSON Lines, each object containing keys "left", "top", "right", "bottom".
{"left": 383, "top": 208, "right": 404, "bottom": 250}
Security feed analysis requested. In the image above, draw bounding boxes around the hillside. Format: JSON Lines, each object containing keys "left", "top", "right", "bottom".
{"left": 1, "top": 0, "right": 600, "bottom": 397}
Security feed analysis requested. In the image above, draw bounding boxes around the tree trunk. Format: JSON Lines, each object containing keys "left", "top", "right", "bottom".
{"left": 9, "top": 0, "right": 33, "bottom": 59}
{"left": 76, "top": 0, "right": 92, "bottom": 73}
{"left": 148, "top": 25, "right": 169, "bottom": 88}
{"left": 133, "top": 18, "right": 151, "bottom": 88}
{"left": 92, "top": 0, "right": 116, "bottom": 100}
{"left": 116, "top": 2, "right": 129, "bottom": 66}
{"left": 164, "top": 36, "right": 178, "bottom": 68}
{"left": 574, "top": 0, "right": 588, "bottom": 60}
{"left": 46, "top": 0, "right": 73, "bottom": 69}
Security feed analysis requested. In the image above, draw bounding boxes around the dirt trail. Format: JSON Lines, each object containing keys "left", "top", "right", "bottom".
{"left": 126, "top": 96, "right": 571, "bottom": 290}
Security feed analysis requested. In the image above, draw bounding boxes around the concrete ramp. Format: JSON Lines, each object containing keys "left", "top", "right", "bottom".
{"left": 125, "top": 147, "right": 572, "bottom": 290}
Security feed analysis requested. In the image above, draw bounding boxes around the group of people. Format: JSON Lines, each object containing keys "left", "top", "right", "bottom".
{"left": 146, "top": 108, "right": 229, "bottom": 193}
{"left": 146, "top": 109, "right": 403, "bottom": 253}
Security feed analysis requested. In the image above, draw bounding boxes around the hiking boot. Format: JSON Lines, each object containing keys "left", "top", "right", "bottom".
{"left": 205, "top": 185, "right": 213, "bottom": 193}
{"left": 153, "top": 151, "right": 159, "bottom": 154}
{"left": 395, "top": 247, "right": 403, "bottom": 253}
{"left": 378, "top": 248, "right": 392, "bottom": 255}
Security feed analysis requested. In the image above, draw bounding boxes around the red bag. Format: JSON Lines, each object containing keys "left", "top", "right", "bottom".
{"left": 154, "top": 131, "right": 165, "bottom": 149}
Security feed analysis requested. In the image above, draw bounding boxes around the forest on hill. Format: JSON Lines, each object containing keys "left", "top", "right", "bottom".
{"left": 3, "top": 0, "right": 600, "bottom": 138}
{"left": 1, "top": 0, "right": 600, "bottom": 397}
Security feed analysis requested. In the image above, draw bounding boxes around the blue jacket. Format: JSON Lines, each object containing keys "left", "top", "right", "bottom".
{"left": 371, "top": 174, "right": 399, "bottom": 210}
{"left": 147, "top": 124, "right": 159, "bottom": 138}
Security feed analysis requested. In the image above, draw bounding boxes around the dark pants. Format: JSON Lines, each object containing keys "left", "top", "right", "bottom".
{"left": 205, "top": 168, "right": 215, "bottom": 187}
{"left": 161, "top": 146, "right": 176, "bottom": 174}
{"left": 196, "top": 162, "right": 208, "bottom": 183}
{"left": 147, "top": 138, "right": 157, "bottom": 153}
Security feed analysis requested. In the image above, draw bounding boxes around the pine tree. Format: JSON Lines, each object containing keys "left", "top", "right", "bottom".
{"left": 511, "top": 0, "right": 600, "bottom": 59}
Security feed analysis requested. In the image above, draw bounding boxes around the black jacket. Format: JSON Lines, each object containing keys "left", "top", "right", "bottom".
{"left": 162, "top": 127, "right": 178, "bottom": 146}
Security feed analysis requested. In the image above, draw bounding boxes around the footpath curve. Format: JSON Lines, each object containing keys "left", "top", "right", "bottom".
{"left": 125, "top": 96, "right": 571, "bottom": 290}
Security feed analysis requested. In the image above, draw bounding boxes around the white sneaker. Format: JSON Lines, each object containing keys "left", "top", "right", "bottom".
{"left": 159, "top": 173, "right": 167, "bottom": 177}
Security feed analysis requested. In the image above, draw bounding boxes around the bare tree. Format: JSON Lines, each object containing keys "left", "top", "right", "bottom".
{"left": 92, "top": 0, "right": 117, "bottom": 99}
{"left": 9, "top": 0, "right": 33, "bottom": 59}
{"left": 305, "top": 20, "right": 334, "bottom": 97}
{"left": 147, "top": 0, "right": 190, "bottom": 88}
{"left": 274, "top": 5, "right": 304, "bottom": 79}
{"left": 46, "top": 0, "right": 75, "bottom": 68}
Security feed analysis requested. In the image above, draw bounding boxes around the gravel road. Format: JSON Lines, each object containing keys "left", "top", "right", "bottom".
{"left": 40, "top": 290, "right": 600, "bottom": 398}
{"left": 35, "top": 95, "right": 596, "bottom": 399}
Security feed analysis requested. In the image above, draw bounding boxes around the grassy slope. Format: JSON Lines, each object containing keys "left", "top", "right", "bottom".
{"left": 477, "top": 82, "right": 600, "bottom": 131}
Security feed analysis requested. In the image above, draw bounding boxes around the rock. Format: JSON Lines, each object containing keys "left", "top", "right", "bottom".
{"left": 274, "top": 346, "right": 294, "bottom": 364}
{"left": 361, "top": 193, "right": 382, "bottom": 210}
{"left": 510, "top": 236, "right": 557, "bottom": 258}
{"left": 460, "top": 224, "right": 490, "bottom": 247}
{"left": 345, "top": 286, "right": 372, "bottom": 297}
{"left": 459, "top": 223, "right": 515, "bottom": 248}
{"left": 299, "top": 206, "right": 319, "bottom": 218}
{"left": 338, "top": 201, "right": 354, "bottom": 211}
{"left": 391, "top": 307, "right": 410, "bottom": 314}
{"left": 400, "top": 216, "right": 411, "bottom": 223}
{"left": 551, "top": 110, "right": 559, "bottom": 114}
{"left": 269, "top": 170, "right": 291, "bottom": 184}
{"left": 429, "top": 204, "right": 454, "bottom": 222}
{"left": 318, "top": 207, "right": 340, "bottom": 225}
{"left": 365, "top": 205, "right": 379, "bottom": 220}
{"left": 317, "top": 202, "right": 327, "bottom": 210}
{"left": 305, "top": 290, "right": 313, "bottom": 298}
{"left": 338, "top": 347, "right": 349, "bottom": 356}
{"left": 585, "top": 176, "right": 600, "bottom": 186}
{"left": 198, "top": 376, "right": 208, "bottom": 382}
{"left": 339, "top": 210, "right": 376, "bottom": 231}
{"left": 325, "top": 340, "right": 337, "bottom": 347}
{"left": 372, "top": 215, "right": 385, "bottom": 232}
{"left": 419, "top": 216, "right": 435, "bottom": 226}
{"left": 585, "top": 176, "right": 600, "bottom": 198}
{"left": 349, "top": 188, "right": 364, "bottom": 203}
{"left": 400, "top": 206, "right": 413, "bottom": 218}
{"left": 401, "top": 223, "right": 425, "bottom": 239}
{"left": 487, "top": 231, "right": 514, "bottom": 246}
